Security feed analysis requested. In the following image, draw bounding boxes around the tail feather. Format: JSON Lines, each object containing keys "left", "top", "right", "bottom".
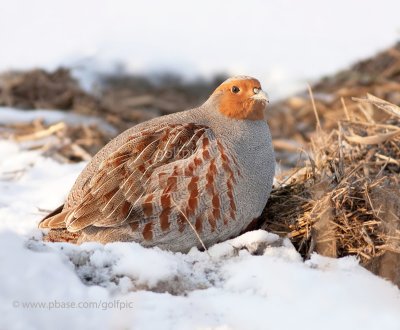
{"left": 39, "top": 204, "right": 81, "bottom": 243}
{"left": 38, "top": 204, "right": 68, "bottom": 229}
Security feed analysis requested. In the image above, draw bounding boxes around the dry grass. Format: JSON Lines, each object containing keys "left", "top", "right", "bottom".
{"left": 269, "top": 42, "right": 400, "bottom": 168}
{"left": 0, "top": 119, "right": 112, "bottom": 163}
{"left": 263, "top": 95, "right": 400, "bottom": 285}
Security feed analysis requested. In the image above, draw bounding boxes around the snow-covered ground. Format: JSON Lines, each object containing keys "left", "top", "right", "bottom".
{"left": 1, "top": 109, "right": 400, "bottom": 330}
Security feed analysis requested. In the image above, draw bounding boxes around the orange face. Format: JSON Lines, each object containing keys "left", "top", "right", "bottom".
{"left": 213, "top": 77, "right": 269, "bottom": 120}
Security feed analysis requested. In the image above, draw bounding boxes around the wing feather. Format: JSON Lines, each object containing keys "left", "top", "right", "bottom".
{"left": 41, "top": 122, "right": 242, "bottom": 240}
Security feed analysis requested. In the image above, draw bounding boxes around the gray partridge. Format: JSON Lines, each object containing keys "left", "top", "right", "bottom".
{"left": 39, "top": 76, "right": 275, "bottom": 252}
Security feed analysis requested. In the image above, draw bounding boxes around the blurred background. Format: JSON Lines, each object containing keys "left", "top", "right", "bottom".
{"left": 0, "top": 0, "right": 400, "bottom": 167}
{"left": 1, "top": 0, "right": 399, "bottom": 98}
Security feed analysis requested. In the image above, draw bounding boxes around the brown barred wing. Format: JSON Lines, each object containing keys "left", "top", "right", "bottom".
{"left": 49, "top": 123, "right": 241, "bottom": 243}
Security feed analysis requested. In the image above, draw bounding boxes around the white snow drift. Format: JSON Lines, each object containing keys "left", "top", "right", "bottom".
{"left": 0, "top": 111, "right": 400, "bottom": 330}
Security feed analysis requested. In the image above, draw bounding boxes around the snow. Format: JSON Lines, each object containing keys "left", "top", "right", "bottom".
{"left": 1, "top": 121, "right": 400, "bottom": 330}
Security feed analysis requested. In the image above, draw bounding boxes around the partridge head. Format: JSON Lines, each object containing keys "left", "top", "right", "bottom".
{"left": 212, "top": 76, "right": 269, "bottom": 120}
{"left": 39, "top": 76, "right": 275, "bottom": 252}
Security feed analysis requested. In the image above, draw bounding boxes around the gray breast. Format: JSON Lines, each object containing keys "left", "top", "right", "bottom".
{"left": 203, "top": 111, "right": 275, "bottom": 224}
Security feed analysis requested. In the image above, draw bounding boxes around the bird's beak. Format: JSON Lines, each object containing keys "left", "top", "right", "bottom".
{"left": 251, "top": 90, "right": 269, "bottom": 104}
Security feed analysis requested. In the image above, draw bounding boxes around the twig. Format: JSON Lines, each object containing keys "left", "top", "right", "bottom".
{"left": 307, "top": 84, "right": 321, "bottom": 130}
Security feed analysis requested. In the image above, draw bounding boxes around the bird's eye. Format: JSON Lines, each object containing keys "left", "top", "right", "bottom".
{"left": 253, "top": 87, "right": 260, "bottom": 94}
{"left": 231, "top": 86, "right": 240, "bottom": 94}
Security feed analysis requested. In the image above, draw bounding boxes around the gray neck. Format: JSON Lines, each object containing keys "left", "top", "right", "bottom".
{"left": 192, "top": 96, "right": 269, "bottom": 152}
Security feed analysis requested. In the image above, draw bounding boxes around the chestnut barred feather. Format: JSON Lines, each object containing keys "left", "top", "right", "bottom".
{"left": 40, "top": 123, "right": 242, "bottom": 243}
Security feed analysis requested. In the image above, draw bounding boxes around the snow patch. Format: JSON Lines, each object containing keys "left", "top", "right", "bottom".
{"left": 1, "top": 126, "right": 400, "bottom": 330}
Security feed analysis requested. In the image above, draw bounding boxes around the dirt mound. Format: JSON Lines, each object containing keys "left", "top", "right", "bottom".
{"left": 0, "top": 69, "right": 225, "bottom": 161}
{"left": 0, "top": 68, "right": 104, "bottom": 115}
{"left": 98, "top": 72, "right": 226, "bottom": 130}
{"left": 0, "top": 68, "right": 225, "bottom": 133}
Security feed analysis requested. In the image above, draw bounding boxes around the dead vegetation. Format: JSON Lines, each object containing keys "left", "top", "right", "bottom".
{"left": 261, "top": 43, "right": 400, "bottom": 286}
{"left": 0, "top": 68, "right": 224, "bottom": 132}
{"left": 269, "top": 42, "right": 400, "bottom": 168}
{"left": 0, "top": 68, "right": 104, "bottom": 114}
{"left": 0, "top": 119, "right": 112, "bottom": 163}
{"left": 0, "top": 69, "right": 224, "bottom": 161}
{"left": 263, "top": 95, "right": 400, "bottom": 286}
